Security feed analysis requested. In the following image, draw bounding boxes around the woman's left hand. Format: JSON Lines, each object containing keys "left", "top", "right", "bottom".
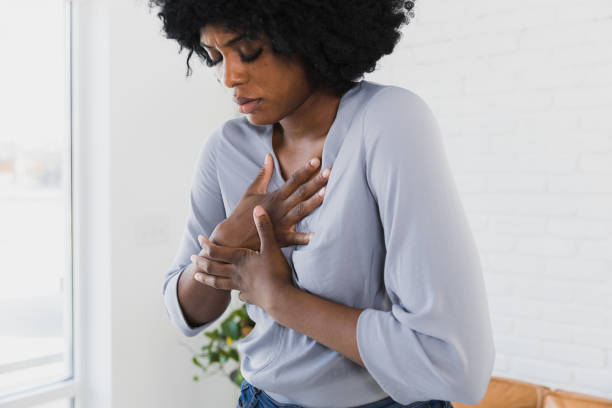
{"left": 191, "top": 205, "right": 297, "bottom": 311}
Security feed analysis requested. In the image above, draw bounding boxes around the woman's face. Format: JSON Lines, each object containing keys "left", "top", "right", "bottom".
{"left": 199, "top": 24, "right": 313, "bottom": 126}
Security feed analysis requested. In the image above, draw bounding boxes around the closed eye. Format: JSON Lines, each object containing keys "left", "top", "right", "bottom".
{"left": 206, "top": 48, "right": 263, "bottom": 67}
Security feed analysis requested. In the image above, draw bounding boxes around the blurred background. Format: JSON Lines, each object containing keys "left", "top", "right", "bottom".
{"left": 0, "top": 0, "right": 610, "bottom": 407}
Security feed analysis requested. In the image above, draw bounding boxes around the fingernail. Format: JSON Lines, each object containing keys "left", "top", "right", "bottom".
{"left": 309, "top": 157, "right": 319, "bottom": 167}
{"left": 264, "top": 153, "right": 270, "bottom": 165}
{"left": 194, "top": 273, "right": 204, "bottom": 283}
{"left": 254, "top": 205, "right": 265, "bottom": 217}
{"left": 322, "top": 168, "right": 331, "bottom": 178}
{"left": 318, "top": 186, "right": 326, "bottom": 196}
{"left": 190, "top": 255, "right": 196, "bottom": 262}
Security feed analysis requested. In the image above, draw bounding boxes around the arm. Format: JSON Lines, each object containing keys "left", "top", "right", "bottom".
{"left": 163, "top": 128, "right": 231, "bottom": 336}
{"left": 356, "top": 87, "right": 495, "bottom": 404}
{"left": 268, "top": 287, "right": 365, "bottom": 367}
{"left": 270, "top": 88, "right": 495, "bottom": 405}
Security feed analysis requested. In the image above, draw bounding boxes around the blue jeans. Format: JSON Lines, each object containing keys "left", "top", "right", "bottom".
{"left": 237, "top": 380, "right": 455, "bottom": 408}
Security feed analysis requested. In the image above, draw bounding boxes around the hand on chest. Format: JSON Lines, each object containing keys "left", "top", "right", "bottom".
{"left": 217, "top": 131, "right": 385, "bottom": 307}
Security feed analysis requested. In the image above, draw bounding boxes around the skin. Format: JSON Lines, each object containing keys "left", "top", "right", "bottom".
{"left": 182, "top": 24, "right": 365, "bottom": 368}
{"left": 177, "top": 157, "right": 330, "bottom": 330}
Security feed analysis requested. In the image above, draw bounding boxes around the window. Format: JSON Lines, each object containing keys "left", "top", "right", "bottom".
{"left": 31, "top": 401, "right": 73, "bottom": 408}
{"left": 0, "top": 0, "right": 75, "bottom": 405}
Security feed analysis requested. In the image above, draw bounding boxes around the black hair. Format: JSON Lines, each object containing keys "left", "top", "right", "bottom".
{"left": 148, "top": 0, "right": 416, "bottom": 96}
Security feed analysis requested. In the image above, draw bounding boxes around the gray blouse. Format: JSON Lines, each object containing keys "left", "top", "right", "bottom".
{"left": 163, "top": 80, "right": 495, "bottom": 408}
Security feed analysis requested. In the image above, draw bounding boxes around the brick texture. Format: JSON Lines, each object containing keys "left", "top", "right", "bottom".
{"left": 364, "top": 0, "right": 612, "bottom": 399}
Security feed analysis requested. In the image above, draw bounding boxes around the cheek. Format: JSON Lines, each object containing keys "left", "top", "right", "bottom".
{"left": 247, "top": 57, "right": 310, "bottom": 122}
{"left": 257, "top": 54, "right": 305, "bottom": 91}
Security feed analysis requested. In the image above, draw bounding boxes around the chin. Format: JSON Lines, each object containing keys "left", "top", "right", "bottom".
{"left": 244, "top": 113, "right": 275, "bottom": 126}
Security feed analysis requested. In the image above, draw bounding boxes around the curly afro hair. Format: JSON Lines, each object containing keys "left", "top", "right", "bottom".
{"left": 148, "top": 0, "right": 416, "bottom": 96}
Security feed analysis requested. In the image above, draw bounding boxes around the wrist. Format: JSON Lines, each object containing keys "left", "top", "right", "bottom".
{"left": 210, "top": 220, "right": 234, "bottom": 246}
{"left": 211, "top": 218, "right": 259, "bottom": 250}
{"left": 265, "top": 284, "right": 298, "bottom": 321}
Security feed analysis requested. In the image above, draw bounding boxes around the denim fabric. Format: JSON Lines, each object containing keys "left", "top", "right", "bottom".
{"left": 236, "top": 380, "right": 455, "bottom": 408}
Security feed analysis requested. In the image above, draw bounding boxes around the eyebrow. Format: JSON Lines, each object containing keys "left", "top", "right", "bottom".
{"left": 200, "top": 33, "right": 246, "bottom": 49}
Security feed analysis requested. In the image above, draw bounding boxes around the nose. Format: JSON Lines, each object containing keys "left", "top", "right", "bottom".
{"left": 217, "top": 54, "right": 246, "bottom": 89}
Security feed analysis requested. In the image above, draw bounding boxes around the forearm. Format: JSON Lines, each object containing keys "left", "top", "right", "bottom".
{"left": 267, "top": 286, "right": 365, "bottom": 367}
{"left": 175, "top": 226, "right": 237, "bottom": 328}
{"left": 176, "top": 262, "right": 231, "bottom": 327}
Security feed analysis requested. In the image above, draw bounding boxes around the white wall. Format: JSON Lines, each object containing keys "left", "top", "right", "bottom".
{"left": 74, "top": 0, "right": 240, "bottom": 406}
{"left": 367, "top": 0, "right": 612, "bottom": 399}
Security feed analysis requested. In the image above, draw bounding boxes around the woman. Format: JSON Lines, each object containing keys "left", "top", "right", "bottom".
{"left": 151, "top": 1, "right": 495, "bottom": 407}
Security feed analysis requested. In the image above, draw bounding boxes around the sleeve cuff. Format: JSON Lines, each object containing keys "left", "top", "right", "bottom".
{"left": 356, "top": 309, "right": 382, "bottom": 388}
{"left": 163, "top": 268, "right": 217, "bottom": 337}
{"left": 356, "top": 307, "right": 423, "bottom": 403}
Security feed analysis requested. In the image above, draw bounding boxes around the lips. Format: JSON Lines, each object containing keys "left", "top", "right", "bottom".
{"left": 238, "top": 98, "right": 262, "bottom": 114}
{"left": 235, "top": 96, "right": 259, "bottom": 105}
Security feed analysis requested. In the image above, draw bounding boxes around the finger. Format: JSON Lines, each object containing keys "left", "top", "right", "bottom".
{"left": 276, "top": 157, "right": 321, "bottom": 199}
{"left": 278, "top": 231, "right": 314, "bottom": 246}
{"left": 253, "top": 205, "right": 277, "bottom": 253}
{"left": 193, "top": 272, "right": 236, "bottom": 291}
{"left": 283, "top": 185, "right": 326, "bottom": 224}
{"left": 283, "top": 167, "right": 330, "bottom": 211}
{"left": 191, "top": 254, "right": 234, "bottom": 278}
{"left": 198, "top": 234, "right": 243, "bottom": 263}
{"left": 246, "top": 153, "right": 274, "bottom": 195}
{"left": 238, "top": 291, "right": 248, "bottom": 303}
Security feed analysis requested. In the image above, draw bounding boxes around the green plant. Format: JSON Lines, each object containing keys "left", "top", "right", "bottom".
{"left": 191, "top": 303, "right": 255, "bottom": 387}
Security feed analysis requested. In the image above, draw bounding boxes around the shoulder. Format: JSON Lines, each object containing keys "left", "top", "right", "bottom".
{"left": 195, "top": 116, "right": 248, "bottom": 165}
{"left": 201, "top": 116, "right": 265, "bottom": 156}
{"left": 216, "top": 116, "right": 266, "bottom": 143}
{"left": 363, "top": 83, "right": 435, "bottom": 129}
{"left": 361, "top": 83, "right": 439, "bottom": 146}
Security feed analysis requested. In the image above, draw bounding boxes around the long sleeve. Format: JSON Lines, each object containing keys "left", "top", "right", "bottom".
{"left": 162, "top": 128, "right": 228, "bottom": 337}
{"left": 356, "top": 87, "right": 495, "bottom": 404}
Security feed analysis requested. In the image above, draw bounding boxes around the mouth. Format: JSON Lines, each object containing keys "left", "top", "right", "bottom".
{"left": 237, "top": 98, "right": 262, "bottom": 114}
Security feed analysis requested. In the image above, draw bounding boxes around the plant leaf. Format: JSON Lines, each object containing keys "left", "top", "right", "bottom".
{"left": 210, "top": 352, "right": 220, "bottom": 363}
{"left": 192, "top": 357, "right": 203, "bottom": 368}
{"left": 229, "top": 349, "right": 239, "bottom": 362}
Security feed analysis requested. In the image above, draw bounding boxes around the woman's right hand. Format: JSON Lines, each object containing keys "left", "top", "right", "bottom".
{"left": 209, "top": 153, "right": 330, "bottom": 251}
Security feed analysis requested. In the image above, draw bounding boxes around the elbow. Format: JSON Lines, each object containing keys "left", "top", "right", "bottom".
{"left": 448, "top": 303, "right": 497, "bottom": 405}
{"left": 452, "top": 374, "right": 491, "bottom": 405}
{"left": 450, "top": 340, "right": 496, "bottom": 405}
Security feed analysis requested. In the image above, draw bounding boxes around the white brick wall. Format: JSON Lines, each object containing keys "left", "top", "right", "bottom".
{"left": 365, "top": 0, "right": 612, "bottom": 399}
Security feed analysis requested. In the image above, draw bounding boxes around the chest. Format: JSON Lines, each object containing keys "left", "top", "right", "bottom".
{"left": 216, "top": 127, "right": 387, "bottom": 307}
{"left": 272, "top": 135, "right": 325, "bottom": 184}
{"left": 286, "top": 147, "right": 386, "bottom": 307}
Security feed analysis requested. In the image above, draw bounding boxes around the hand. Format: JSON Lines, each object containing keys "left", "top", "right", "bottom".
{"left": 191, "top": 206, "right": 293, "bottom": 311}
{"left": 210, "top": 153, "right": 330, "bottom": 251}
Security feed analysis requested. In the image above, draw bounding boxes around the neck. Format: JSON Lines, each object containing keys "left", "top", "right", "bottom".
{"left": 276, "top": 84, "right": 354, "bottom": 146}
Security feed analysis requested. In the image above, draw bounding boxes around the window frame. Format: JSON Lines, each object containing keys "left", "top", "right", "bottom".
{"left": 0, "top": 1, "right": 79, "bottom": 406}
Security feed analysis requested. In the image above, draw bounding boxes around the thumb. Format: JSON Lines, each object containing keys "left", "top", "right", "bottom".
{"left": 253, "top": 205, "right": 276, "bottom": 253}
{"left": 248, "top": 153, "right": 274, "bottom": 195}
